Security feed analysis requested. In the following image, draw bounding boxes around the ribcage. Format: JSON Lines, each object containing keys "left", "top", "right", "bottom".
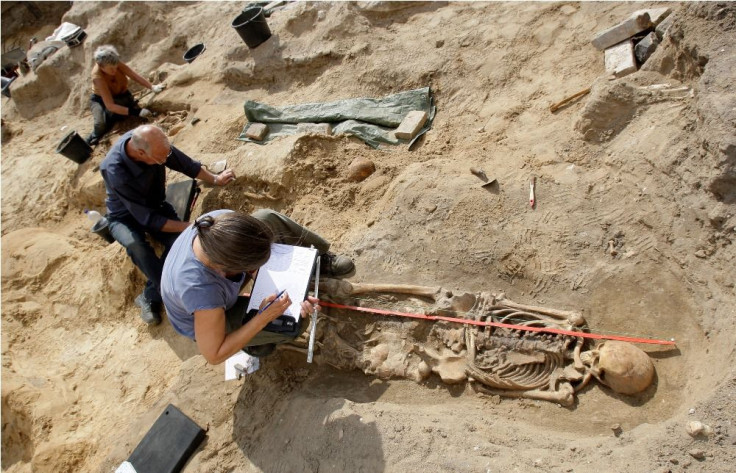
{"left": 467, "top": 306, "right": 578, "bottom": 391}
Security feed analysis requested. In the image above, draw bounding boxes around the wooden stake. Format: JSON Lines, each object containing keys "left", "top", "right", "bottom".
{"left": 550, "top": 87, "right": 591, "bottom": 113}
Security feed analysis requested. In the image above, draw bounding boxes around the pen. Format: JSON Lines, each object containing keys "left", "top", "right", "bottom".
{"left": 258, "top": 289, "right": 286, "bottom": 315}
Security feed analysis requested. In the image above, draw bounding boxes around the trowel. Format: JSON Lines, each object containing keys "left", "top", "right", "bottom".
{"left": 470, "top": 167, "right": 498, "bottom": 189}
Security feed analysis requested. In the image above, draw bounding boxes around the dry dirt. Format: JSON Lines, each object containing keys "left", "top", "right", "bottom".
{"left": 2, "top": 1, "right": 736, "bottom": 472}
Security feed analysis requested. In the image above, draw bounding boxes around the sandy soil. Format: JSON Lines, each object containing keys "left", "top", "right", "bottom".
{"left": 2, "top": 1, "right": 735, "bottom": 472}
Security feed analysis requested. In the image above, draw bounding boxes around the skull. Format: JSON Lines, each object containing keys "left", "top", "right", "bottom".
{"left": 581, "top": 341, "right": 655, "bottom": 395}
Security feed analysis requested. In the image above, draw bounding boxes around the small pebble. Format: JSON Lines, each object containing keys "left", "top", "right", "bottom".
{"left": 687, "top": 421, "right": 704, "bottom": 437}
{"left": 688, "top": 448, "right": 705, "bottom": 460}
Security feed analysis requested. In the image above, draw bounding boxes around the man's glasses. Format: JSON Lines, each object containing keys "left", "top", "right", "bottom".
{"left": 152, "top": 147, "right": 173, "bottom": 165}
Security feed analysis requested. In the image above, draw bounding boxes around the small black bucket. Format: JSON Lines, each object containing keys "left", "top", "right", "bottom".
{"left": 183, "top": 43, "right": 206, "bottom": 63}
{"left": 56, "top": 130, "right": 92, "bottom": 164}
{"left": 1, "top": 76, "right": 15, "bottom": 98}
{"left": 91, "top": 216, "right": 115, "bottom": 244}
{"left": 232, "top": 7, "right": 272, "bottom": 49}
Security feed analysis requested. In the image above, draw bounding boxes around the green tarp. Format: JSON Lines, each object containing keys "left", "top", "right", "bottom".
{"left": 238, "top": 87, "right": 435, "bottom": 149}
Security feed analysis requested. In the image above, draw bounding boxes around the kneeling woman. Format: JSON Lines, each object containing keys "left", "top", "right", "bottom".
{"left": 87, "top": 45, "right": 164, "bottom": 145}
{"left": 161, "top": 209, "right": 353, "bottom": 365}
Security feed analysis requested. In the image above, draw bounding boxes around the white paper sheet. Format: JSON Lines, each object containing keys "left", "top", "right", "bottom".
{"left": 225, "top": 351, "right": 260, "bottom": 380}
{"left": 246, "top": 243, "right": 317, "bottom": 321}
{"left": 115, "top": 461, "right": 137, "bottom": 473}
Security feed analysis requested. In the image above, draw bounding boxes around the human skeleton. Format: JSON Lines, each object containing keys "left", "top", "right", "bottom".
{"left": 295, "top": 279, "right": 655, "bottom": 406}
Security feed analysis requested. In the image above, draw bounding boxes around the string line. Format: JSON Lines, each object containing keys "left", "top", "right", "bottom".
{"left": 244, "top": 292, "right": 676, "bottom": 345}
{"left": 316, "top": 300, "right": 676, "bottom": 346}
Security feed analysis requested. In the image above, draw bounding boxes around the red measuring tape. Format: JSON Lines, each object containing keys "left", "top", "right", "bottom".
{"left": 317, "top": 300, "right": 676, "bottom": 346}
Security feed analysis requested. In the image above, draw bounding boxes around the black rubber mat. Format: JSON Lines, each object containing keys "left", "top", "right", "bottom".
{"left": 127, "top": 404, "right": 206, "bottom": 473}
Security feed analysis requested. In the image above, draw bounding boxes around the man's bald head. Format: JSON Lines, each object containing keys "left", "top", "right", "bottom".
{"left": 126, "top": 125, "right": 172, "bottom": 165}
{"left": 130, "top": 125, "right": 169, "bottom": 155}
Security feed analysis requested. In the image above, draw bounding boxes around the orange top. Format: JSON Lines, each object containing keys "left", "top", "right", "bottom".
{"left": 91, "top": 63, "right": 128, "bottom": 96}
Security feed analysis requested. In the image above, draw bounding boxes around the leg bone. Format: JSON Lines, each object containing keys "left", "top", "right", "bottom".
{"left": 475, "top": 382, "right": 575, "bottom": 407}
{"left": 320, "top": 278, "right": 441, "bottom": 298}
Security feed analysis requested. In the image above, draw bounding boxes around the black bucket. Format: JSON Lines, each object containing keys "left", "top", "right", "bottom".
{"left": 183, "top": 43, "right": 206, "bottom": 63}
{"left": 232, "top": 7, "right": 272, "bottom": 49}
{"left": 91, "top": 216, "right": 115, "bottom": 244}
{"left": 1, "top": 76, "right": 15, "bottom": 98}
{"left": 56, "top": 130, "right": 92, "bottom": 164}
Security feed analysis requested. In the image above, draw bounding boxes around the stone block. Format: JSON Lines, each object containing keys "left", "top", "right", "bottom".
{"left": 591, "top": 12, "right": 651, "bottom": 51}
{"left": 604, "top": 40, "right": 637, "bottom": 78}
{"left": 394, "top": 110, "right": 428, "bottom": 140}
{"left": 245, "top": 123, "right": 269, "bottom": 140}
{"left": 655, "top": 14, "right": 675, "bottom": 39}
{"left": 296, "top": 122, "right": 332, "bottom": 135}
{"left": 632, "top": 7, "right": 671, "bottom": 26}
{"left": 635, "top": 32, "right": 660, "bottom": 64}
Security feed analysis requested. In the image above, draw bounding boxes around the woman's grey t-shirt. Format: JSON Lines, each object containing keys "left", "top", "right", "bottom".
{"left": 161, "top": 209, "right": 244, "bottom": 339}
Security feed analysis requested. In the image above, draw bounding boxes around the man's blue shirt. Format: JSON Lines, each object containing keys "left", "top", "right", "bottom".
{"left": 100, "top": 130, "right": 202, "bottom": 230}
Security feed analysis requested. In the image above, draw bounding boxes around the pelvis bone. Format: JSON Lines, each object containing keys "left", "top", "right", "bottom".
{"left": 303, "top": 279, "right": 656, "bottom": 406}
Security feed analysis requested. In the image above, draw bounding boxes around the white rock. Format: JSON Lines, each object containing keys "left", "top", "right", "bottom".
{"left": 686, "top": 421, "right": 704, "bottom": 437}
{"left": 687, "top": 420, "right": 714, "bottom": 438}
{"left": 604, "top": 40, "right": 637, "bottom": 78}
{"left": 591, "top": 12, "right": 651, "bottom": 51}
{"left": 631, "top": 7, "right": 672, "bottom": 26}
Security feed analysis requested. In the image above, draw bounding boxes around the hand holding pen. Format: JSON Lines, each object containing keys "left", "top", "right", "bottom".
{"left": 257, "top": 290, "right": 291, "bottom": 322}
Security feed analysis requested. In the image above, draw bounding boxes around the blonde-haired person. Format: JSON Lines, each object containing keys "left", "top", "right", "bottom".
{"left": 86, "top": 45, "right": 165, "bottom": 145}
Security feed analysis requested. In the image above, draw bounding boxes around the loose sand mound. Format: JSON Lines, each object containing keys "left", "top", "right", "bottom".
{"left": 2, "top": 2, "right": 735, "bottom": 472}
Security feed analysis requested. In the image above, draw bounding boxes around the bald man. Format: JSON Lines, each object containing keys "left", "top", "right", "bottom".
{"left": 100, "top": 125, "right": 236, "bottom": 325}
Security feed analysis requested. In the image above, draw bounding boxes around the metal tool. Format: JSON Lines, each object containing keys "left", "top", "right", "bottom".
{"left": 470, "top": 167, "right": 488, "bottom": 182}
{"left": 233, "top": 363, "right": 246, "bottom": 380}
{"left": 529, "top": 176, "right": 536, "bottom": 208}
{"left": 481, "top": 177, "right": 498, "bottom": 189}
{"left": 471, "top": 167, "right": 498, "bottom": 189}
{"left": 307, "top": 251, "right": 321, "bottom": 363}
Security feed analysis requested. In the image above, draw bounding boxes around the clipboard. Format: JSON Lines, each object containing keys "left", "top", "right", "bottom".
{"left": 246, "top": 243, "right": 318, "bottom": 325}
